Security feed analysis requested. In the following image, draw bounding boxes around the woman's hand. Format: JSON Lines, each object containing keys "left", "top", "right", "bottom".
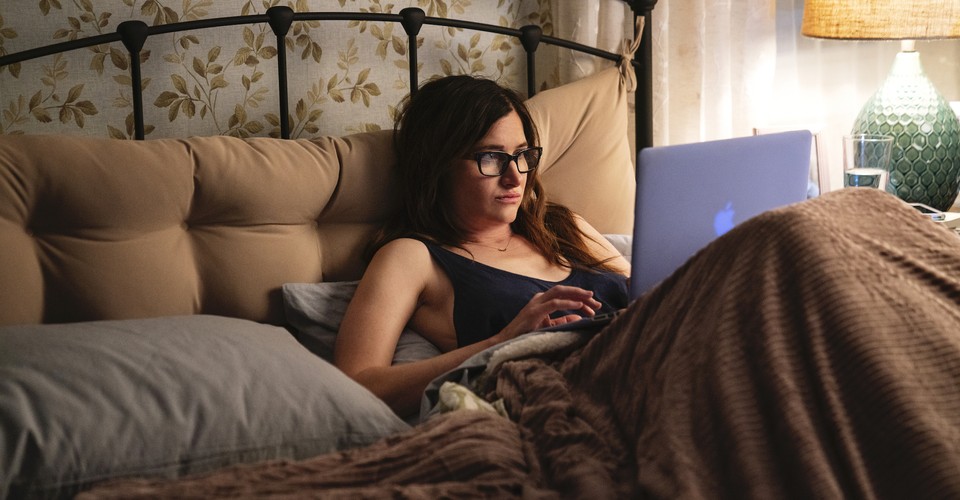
{"left": 490, "top": 285, "right": 602, "bottom": 343}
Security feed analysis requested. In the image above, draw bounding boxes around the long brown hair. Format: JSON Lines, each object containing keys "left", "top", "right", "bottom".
{"left": 370, "top": 74, "right": 618, "bottom": 273}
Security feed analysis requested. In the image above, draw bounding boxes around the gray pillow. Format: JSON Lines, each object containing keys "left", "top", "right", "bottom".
{"left": 282, "top": 281, "right": 442, "bottom": 364}
{"left": 0, "top": 315, "right": 410, "bottom": 499}
{"left": 602, "top": 233, "right": 632, "bottom": 259}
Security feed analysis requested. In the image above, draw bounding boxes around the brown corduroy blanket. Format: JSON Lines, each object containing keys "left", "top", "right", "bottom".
{"left": 82, "top": 188, "right": 960, "bottom": 499}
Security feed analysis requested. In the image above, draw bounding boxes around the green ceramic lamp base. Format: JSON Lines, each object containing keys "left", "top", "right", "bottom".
{"left": 852, "top": 48, "right": 960, "bottom": 212}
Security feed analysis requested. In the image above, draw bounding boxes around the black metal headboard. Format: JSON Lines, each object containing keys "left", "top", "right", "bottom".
{"left": 0, "top": 2, "right": 656, "bottom": 147}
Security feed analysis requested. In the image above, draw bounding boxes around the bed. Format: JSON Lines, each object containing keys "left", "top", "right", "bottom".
{"left": 3, "top": 2, "right": 960, "bottom": 499}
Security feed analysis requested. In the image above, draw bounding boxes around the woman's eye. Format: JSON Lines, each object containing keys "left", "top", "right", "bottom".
{"left": 478, "top": 152, "right": 501, "bottom": 163}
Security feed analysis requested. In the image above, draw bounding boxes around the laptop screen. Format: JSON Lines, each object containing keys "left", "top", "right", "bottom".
{"left": 629, "top": 130, "right": 813, "bottom": 299}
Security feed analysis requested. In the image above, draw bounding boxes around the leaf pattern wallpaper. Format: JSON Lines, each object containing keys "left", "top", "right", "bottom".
{"left": 0, "top": 0, "right": 623, "bottom": 139}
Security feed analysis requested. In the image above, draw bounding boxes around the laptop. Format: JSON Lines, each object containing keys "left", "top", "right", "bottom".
{"left": 629, "top": 130, "right": 812, "bottom": 298}
{"left": 538, "top": 130, "right": 812, "bottom": 333}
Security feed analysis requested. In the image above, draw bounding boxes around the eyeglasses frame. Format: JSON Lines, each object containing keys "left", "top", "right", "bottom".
{"left": 470, "top": 146, "right": 543, "bottom": 177}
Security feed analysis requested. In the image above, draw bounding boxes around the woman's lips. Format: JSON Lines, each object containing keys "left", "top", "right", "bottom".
{"left": 496, "top": 193, "right": 521, "bottom": 203}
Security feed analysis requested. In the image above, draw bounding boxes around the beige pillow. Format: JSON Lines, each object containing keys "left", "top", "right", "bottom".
{"left": 529, "top": 66, "right": 636, "bottom": 235}
{"left": 0, "top": 68, "right": 635, "bottom": 326}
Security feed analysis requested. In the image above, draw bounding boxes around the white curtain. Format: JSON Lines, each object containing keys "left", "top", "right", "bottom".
{"left": 650, "top": 0, "right": 777, "bottom": 146}
{"left": 552, "top": 1, "right": 630, "bottom": 81}
{"left": 649, "top": 0, "right": 960, "bottom": 192}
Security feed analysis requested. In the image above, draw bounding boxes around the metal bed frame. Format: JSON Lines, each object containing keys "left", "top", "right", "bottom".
{"left": 0, "top": 1, "right": 656, "bottom": 147}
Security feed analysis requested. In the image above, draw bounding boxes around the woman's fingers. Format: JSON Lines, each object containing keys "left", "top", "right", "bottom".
{"left": 535, "top": 286, "right": 601, "bottom": 315}
{"left": 523, "top": 286, "right": 603, "bottom": 329}
{"left": 495, "top": 286, "right": 606, "bottom": 342}
{"left": 533, "top": 285, "right": 598, "bottom": 304}
{"left": 545, "top": 313, "right": 586, "bottom": 327}
{"left": 537, "top": 299, "right": 595, "bottom": 318}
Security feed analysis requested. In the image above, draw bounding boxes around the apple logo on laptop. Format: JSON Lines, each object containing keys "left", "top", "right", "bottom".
{"left": 714, "top": 201, "right": 735, "bottom": 236}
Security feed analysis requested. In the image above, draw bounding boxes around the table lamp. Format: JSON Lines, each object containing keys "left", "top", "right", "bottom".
{"left": 802, "top": 0, "right": 960, "bottom": 211}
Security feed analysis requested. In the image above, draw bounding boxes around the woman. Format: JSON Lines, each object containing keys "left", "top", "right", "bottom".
{"left": 334, "top": 75, "right": 630, "bottom": 417}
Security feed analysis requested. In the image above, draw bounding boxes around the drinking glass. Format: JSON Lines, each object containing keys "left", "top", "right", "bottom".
{"left": 843, "top": 134, "right": 894, "bottom": 189}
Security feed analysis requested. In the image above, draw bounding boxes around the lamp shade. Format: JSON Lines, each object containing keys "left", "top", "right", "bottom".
{"left": 802, "top": 0, "right": 960, "bottom": 40}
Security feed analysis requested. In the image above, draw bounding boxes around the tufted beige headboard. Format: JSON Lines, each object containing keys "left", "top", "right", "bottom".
{"left": 0, "top": 66, "right": 635, "bottom": 326}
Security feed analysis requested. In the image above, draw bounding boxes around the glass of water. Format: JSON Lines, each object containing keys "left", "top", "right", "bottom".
{"left": 843, "top": 134, "right": 894, "bottom": 189}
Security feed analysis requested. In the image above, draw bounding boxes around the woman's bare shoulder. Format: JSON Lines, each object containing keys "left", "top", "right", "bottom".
{"left": 367, "top": 237, "right": 434, "bottom": 273}
{"left": 375, "top": 237, "right": 429, "bottom": 258}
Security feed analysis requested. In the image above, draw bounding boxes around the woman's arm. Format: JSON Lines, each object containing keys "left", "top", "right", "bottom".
{"left": 334, "top": 238, "right": 601, "bottom": 418}
{"left": 334, "top": 239, "right": 475, "bottom": 417}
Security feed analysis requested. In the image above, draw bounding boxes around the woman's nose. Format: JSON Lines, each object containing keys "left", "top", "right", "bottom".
{"left": 499, "top": 159, "right": 523, "bottom": 184}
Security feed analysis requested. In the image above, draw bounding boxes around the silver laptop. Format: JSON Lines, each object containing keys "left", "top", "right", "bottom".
{"left": 628, "top": 130, "right": 812, "bottom": 299}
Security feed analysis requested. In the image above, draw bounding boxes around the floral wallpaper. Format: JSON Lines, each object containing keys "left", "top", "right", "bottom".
{"left": 0, "top": 0, "right": 624, "bottom": 139}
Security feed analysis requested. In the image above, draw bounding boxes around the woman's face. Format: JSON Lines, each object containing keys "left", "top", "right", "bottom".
{"left": 449, "top": 110, "right": 529, "bottom": 234}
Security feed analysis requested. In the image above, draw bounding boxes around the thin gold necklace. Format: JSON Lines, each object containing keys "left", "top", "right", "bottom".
{"left": 470, "top": 232, "right": 513, "bottom": 252}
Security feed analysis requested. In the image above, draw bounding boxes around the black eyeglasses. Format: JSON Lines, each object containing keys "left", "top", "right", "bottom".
{"left": 470, "top": 147, "right": 543, "bottom": 177}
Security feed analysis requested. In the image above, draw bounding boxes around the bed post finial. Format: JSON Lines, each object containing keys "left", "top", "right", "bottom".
{"left": 519, "top": 25, "right": 542, "bottom": 98}
{"left": 117, "top": 21, "right": 149, "bottom": 140}
{"left": 267, "top": 6, "right": 295, "bottom": 139}
{"left": 400, "top": 8, "right": 425, "bottom": 94}
{"left": 117, "top": 21, "right": 148, "bottom": 54}
{"left": 266, "top": 6, "right": 294, "bottom": 36}
{"left": 625, "top": 0, "right": 658, "bottom": 14}
{"left": 399, "top": 8, "right": 425, "bottom": 36}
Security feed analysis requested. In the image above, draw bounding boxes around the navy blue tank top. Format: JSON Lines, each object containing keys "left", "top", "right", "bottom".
{"left": 423, "top": 242, "right": 629, "bottom": 347}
